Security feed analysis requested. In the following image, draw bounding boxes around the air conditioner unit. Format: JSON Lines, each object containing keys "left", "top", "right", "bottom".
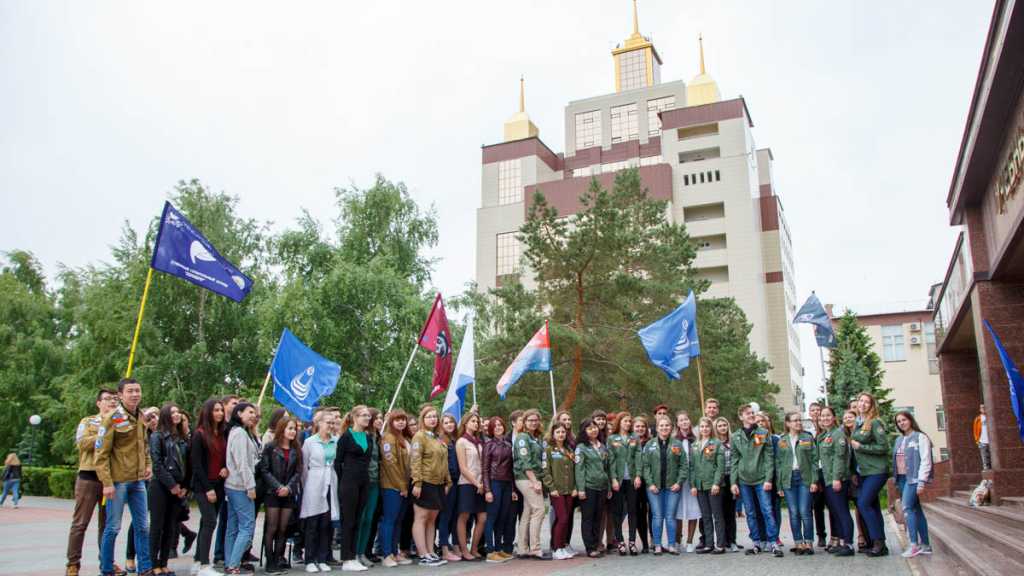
{"left": 909, "top": 322, "right": 922, "bottom": 332}
{"left": 910, "top": 335, "right": 923, "bottom": 345}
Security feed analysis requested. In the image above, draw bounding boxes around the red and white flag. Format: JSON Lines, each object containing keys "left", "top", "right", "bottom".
{"left": 418, "top": 293, "right": 453, "bottom": 399}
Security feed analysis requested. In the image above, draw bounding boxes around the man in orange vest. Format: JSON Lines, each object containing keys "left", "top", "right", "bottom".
{"left": 972, "top": 404, "right": 991, "bottom": 471}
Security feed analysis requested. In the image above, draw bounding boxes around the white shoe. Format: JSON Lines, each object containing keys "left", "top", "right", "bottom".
{"left": 189, "top": 562, "right": 201, "bottom": 576}
{"left": 343, "top": 560, "right": 368, "bottom": 572}
{"left": 686, "top": 542, "right": 695, "bottom": 553}
{"left": 901, "top": 545, "right": 921, "bottom": 558}
{"left": 357, "top": 555, "right": 373, "bottom": 568}
{"left": 566, "top": 544, "right": 578, "bottom": 555}
{"left": 395, "top": 554, "right": 413, "bottom": 566}
{"left": 552, "top": 549, "right": 569, "bottom": 560}
{"left": 729, "top": 543, "right": 739, "bottom": 552}
{"left": 306, "top": 564, "right": 321, "bottom": 573}
{"left": 318, "top": 562, "right": 333, "bottom": 571}
{"left": 197, "top": 566, "right": 223, "bottom": 576}
{"left": 382, "top": 555, "right": 398, "bottom": 568}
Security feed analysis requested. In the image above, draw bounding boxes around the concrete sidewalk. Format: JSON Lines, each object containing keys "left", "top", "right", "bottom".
{"left": 0, "top": 496, "right": 912, "bottom": 576}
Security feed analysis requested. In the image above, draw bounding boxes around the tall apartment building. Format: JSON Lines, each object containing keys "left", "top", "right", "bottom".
{"left": 476, "top": 7, "right": 804, "bottom": 412}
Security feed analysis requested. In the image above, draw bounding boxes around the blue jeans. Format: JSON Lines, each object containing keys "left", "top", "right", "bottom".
{"left": 824, "top": 480, "right": 853, "bottom": 543}
{"left": 224, "top": 488, "right": 256, "bottom": 569}
{"left": 378, "top": 488, "right": 405, "bottom": 557}
{"left": 101, "top": 480, "right": 151, "bottom": 574}
{"left": 484, "top": 480, "right": 515, "bottom": 553}
{"left": 739, "top": 483, "right": 778, "bottom": 547}
{"left": 856, "top": 473, "right": 887, "bottom": 542}
{"left": 896, "top": 475, "right": 930, "bottom": 546}
{"left": 782, "top": 471, "right": 813, "bottom": 544}
{"left": 0, "top": 479, "right": 19, "bottom": 505}
{"left": 646, "top": 487, "right": 680, "bottom": 547}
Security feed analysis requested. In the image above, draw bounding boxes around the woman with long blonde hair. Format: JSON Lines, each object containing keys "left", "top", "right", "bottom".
{"left": 850, "top": 392, "right": 890, "bottom": 557}
{"left": 410, "top": 406, "right": 451, "bottom": 566}
{"left": 1, "top": 453, "right": 21, "bottom": 508}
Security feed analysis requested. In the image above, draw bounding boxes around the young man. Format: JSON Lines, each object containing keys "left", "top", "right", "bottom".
{"left": 730, "top": 404, "right": 782, "bottom": 557}
{"left": 96, "top": 379, "right": 153, "bottom": 576}
{"left": 66, "top": 389, "right": 120, "bottom": 576}
{"left": 973, "top": 405, "right": 991, "bottom": 471}
{"left": 653, "top": 405, "right": 671, "bottom": 421}
{"left": 807, "top": 402, "right": 829, "bottom": 548}
{"left": 703, "top": 399, "right": 720, "bottom": 420}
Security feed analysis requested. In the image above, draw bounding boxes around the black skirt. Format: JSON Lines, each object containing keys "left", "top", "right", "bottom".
{"left": 264, "top": 491, "right": 297, "bottom": 509}
{"left": 414, "top": 482, "right": 445, "bottom": 510}
{"left": 456, "top": 484, "right": 485, "bottom": 514}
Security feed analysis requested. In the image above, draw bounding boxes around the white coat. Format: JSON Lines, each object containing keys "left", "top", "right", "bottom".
{"left": 301, "top": 434, "right": 339, "bottom": 520}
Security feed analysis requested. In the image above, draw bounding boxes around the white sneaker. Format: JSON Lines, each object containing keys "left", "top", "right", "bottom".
{"left": 382, "top": 555, "right": 398, "bottom": 568}
{"left": 306, "top": 564, "right": 321, "bottom": 573}
{"left": 357, "top": 555, "right": 373, "bottom": 568}
{"left": 395, "top": 555, "right": 413, "bottom": 566}
{"left": 729, "top": 543, "right": 739, "bottom": 552}
{"left": 553, "top": 549, "right": 569, "bottom": 560}
{"left": 318, "top": 562, "right": 333, "bottom": 572}
{"left": 343, "top": 560, "right": 368, "bottom": 572}
{"left": 197, "top": 566, "right": 223, "bottom": 576}
{"left": 686, "top": 542, "right": 695, "bottom": 553}
{"left": 901, "top": 545, "right": 921, "bottom": 558}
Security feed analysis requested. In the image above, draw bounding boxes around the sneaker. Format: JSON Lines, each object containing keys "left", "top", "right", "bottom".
{"left": 686, "top": 542, "right": 695, "bottom": 553}
{"left": 745, "top": 545, "right": 761, "bottom": 555}
{"left": 318, "top": 563, "right": 333, "bottom": 572}
{"left": 901, "top": 545, "right": 919, "bottom": 558}
{"left": 729, "top": 543, "right": 740, "bottom": 553}
{"left": 197, "top": 567, "right": 223, "bottom": 576}
{"left": 919, "top": 545, "right": 933, "bottom": 555}
{"left": 566, "top": 545, "right": 578, "bottom": 556}
{"left": 382, "top": 556, "right": 398, "bottom": 568}
{"left": 395, "top": 555, "right": 413, "bottom": 566}
{"left": 305, "top": 565, "right": 320, "bottom": 573}
{"left": 342, "top": 560, "right": 367, "bottom": 572}
{"left": 357, "top": 555, "right": 373, "bottom": 568}
{"left": 485, "top": 552, "right": 505, "bottom": 563}
{"left": 771, "top": 545, "right": 784, "bottom": 558}
{"left": 418, "top": 557, "right": 444, "bottom": 567}
{"left": 712, "top": 547, "right": 725, "bottom": 555}
{"left": 552, "top": 549, "right": 569, "bottom": 560}
{"left": 430, "top": 554, "right": 448, "bottom": 566}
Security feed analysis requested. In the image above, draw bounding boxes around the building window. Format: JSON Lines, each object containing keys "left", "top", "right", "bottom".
{"left": 925, "top": 322, "right": 939, "bottom": 374}
{"left": 575, "top": 110, "right": 602, "bottom": 150}
{"left": 496, "top": 233, "right": 522, "bottom": 276}
{"left": 497, "top": 160, "right": 522, "bottom": 205}
{"left": 882, "top": 324, "right": 906, "bottom": 362}
{"left": 618, "top": 49, "right": 646, "bottom": 91}
{"left": 647, "top": 96, "right": 676, "bottom": 136}
{"left": 610, "top": 103, "right": 639, "bottom": 143}
{"left": 936, "top": 404, "right": 946, "bottom": 431}
{"left": 939, "top": 448, "right": 950, "bottom": 461}
{"left": 715, "top": 170, "right": 721, "bottom": 182}
{"left": 684, "top": 175, "right": 689, "bottom": 186}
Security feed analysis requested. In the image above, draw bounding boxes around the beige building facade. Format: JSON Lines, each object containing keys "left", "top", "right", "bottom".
{"left": 476, "top": 9, "right": 804, "bottom": 412}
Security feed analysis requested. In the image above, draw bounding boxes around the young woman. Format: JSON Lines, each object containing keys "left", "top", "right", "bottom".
{"left": 608, "top": 412, "right": 638, "bottom": 555}
{"left": 355, "top": 408, "right": 383, "bottom": 568}
{"left": 638, "top": 416, "right": 686, "bottom": 555}
{"left": 481, "top": 416, "right": 514, "bottom": 563}
{"left": 301, "top": 410, "right": 340, "bottom": 572}
{"left": 543, "top": 422, "right": 576, "bottom": 560}
{"left": 148, "top": 403, "right": 190, "bottom": 575}
{"left": 673, "top": 411, "right": 700, "bottom": 552}
{"left": 436, "top": 413, "right": 461, "bottom": 563}
{"left": 893, "top": 411, "right": 933, "bottom": 558}
{"left": 554, "top": 410, "right": 577, "bottom": 554}
{"left": 713, "top": 417, "right": 739, "bottom": 552}
{"left": 575, "top": 418, "right": 611, "bottom": 558}
{"left": 334, "top": 405, "right": 373, "bottom": 572}
{"left": 630, "top": 416, "right": 651, "bottom": 554}
{"left": 850, "top": 392, "right": 891, "bottom": 557}
{"left": 191, "top": 399, "right": 227, "bottom": 575}
{"left": 410, "top": 406, "right": 452, "bottom": 567}
{"left": 262, "top": 408, "right": 288, "bottom": 446}
{"left": 775, "top": 412, "right": 817, "bottom": 556}
{"left": 378, "top": 410, "right": 413, "bottom": 568}
{"left": 818, "top": 406, "right": 854, "bottom": 557}
{"left": 690, "top": 417, "right": 726, "bottom": 554}
{"left": 399, "top": 415, "right": 418, "bottom": 559}
{"left": 842, "top": 409, "right": 868, "bottom": 552}
{"left": 455, "top": 413, "right": 487, "bottom": 561}
{"left": 513, "top": 409, "right": 546, "bottom": 559}
{"left": 260, "top": 416, "right": 301, "bottom": 574}
{"left": 1, "top": 453, "right": 21, "bottom": 508}
{"left": 224, "top": 402, "right": 260, "bottom": 575}
{"left": 757, "top": 412, "right": 783, "bottom": 548}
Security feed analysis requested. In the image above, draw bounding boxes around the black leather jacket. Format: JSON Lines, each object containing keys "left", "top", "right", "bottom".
{"left": 150, "top": 431, "right": 190, "bottom": 491}
{"left": 260, "top": 441, "right": 302, "bottom": 495}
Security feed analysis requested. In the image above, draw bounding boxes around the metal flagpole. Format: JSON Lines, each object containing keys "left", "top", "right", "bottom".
{"left": 818, "top": 345, "right": 830, "bottom": 406}
{"left": 696, "top": 356, "right": 707, "bottom": 409}
{"left": 549, "top": 370, "right": 557, "bottom": 416}
{"left": 125, "top": 268, "right": 155, "bottom": 378}
{"left": 388, "top": 341, "right": 420, "bottom": 414}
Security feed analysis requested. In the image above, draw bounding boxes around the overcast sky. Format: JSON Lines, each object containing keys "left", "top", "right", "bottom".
{"left": 0, "top": 1, "right": 995, "bottom": 402}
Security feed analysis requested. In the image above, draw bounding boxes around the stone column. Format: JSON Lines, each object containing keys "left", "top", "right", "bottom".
{"left": 938, "top": 349, "right": 984, "bottom": 492}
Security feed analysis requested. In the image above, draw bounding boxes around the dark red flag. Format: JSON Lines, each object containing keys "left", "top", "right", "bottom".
{"left": 418, "top": 293, "right": 453, "bottom": 399}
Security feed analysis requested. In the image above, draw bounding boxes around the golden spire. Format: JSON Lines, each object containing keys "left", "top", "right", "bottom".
{"left": 504, "top": 75, "right": 538, "bottom": 142}
{"left": 632, "top": 0, "right": 639, "bottom": 36}
{"left": 519, "top": 75, "right": 525, "bottom": 113}
{"left": 699, "top": 33, "right": 706, "bottom": 75}
{"left": 688, "top": 33, "right": 721, "bottom": 106}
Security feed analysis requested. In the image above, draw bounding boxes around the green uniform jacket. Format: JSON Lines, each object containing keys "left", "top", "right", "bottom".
{"left": 851, "top": 419, "right": 890, "bottom": 476}
{"left": 542, "top": 446, "right": 575, "bottom": 495}
{"left": 638, "top": 437, "right": 687, "bottom": 490}
{"left": 689, "top": 438, "right": 725, "bottom": 491}
{"left": 818, "top": 427, "right": 850, "bottom": 484}
{"left": 774, "top": 432, "right": 818, "bottom": 489}
{"left": 574, "top": 442, "right": 611, "bottom": 492}
{"left": 513, "top": 433, "right": 544, "bottom": 481}
{"left": 608, "top": 433, "right": 640, "bottom": 482}
{"left": 730, "top": 426, "right": 774, "bottom": 486}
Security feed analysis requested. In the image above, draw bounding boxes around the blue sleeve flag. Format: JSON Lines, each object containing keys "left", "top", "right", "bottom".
{"left": 793, "top": 292, "right": 836, "bottom": 348}
{"left": 150, "top": 201, "right": 253, "bottom": 302}
{"left": 271, "top": 329, "right": 341, "bottom": 422}
{"left": 638, "top": 291, "right": 700, "bottom": 380}
{"left": 443, "top": 316, "right": 475, "bottom": 423}
{"left": 982, "top": 320, "right": 1024, "bottom": 442}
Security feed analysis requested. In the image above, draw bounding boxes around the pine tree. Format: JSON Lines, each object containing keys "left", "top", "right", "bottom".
{"left": 825, "top": 310, "right": 895, "bottom": 429}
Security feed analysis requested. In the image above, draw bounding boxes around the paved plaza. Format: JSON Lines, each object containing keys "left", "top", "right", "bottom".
{"left": 0, "top": 496, "right": 919, "bottom": 576}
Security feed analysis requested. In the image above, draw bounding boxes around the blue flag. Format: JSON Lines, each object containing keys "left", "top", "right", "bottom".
{"left": 793, "top": 293, "right": 836, "bottom": 348}
{"left": 271, "top": 329, "right": 341, "bottom": 422}
{"left": 150, "top": 201, "right": 253, "bottom": 302}
{"left": 638, "top": 291, "right": 700, "bottom": 380}
{"left": 983, "top": 320, "right": 1024, "bottom": 442}
{"left": 443, "top": 316, "right": 475, "bottom": 423}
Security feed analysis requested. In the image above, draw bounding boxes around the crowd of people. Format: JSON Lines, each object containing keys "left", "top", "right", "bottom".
{"left": 46, "top": 378, "right": 936, "bottom": 576}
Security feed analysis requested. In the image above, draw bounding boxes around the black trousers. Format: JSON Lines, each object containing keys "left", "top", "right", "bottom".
{"left": 580, "top": 488, "right": 606, "bottom": 553}
{"left": 149, "top": 484, "right": 180, "bottom": 569}
{"left": 305, "top": 497, "right": 333, "bottom": 564}
{"left": 813, "top": 469, "right": 828, "bottom": 540}
{"left": 720, "top": 474, "right": 737, "bottom": 546}
{"left": 612, "top": 481, "right": 638, "bottom": 543}
{"left": 340, "top": 476, "right": 369, "bottom": 561}
{"left": 696, "top": 489, "right": 726, "bottom": 550}
{"left": 195, "top": 481, "right": 225, "bottom": 565}
{"left": 634, "top": 480, "right": 650, "bottom": 549}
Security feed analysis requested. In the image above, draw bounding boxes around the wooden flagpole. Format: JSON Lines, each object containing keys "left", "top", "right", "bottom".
{"left": 388, "top": 341, "right": 419, "bottom": 414}
{"left": 125, "top": 268, "right": 154, "bottom": 378}
{"left": 256, "top": 335, "right": 286, "bottom": 408}
{"left": 696, "top": 356, "right": 706, "bottom": 409}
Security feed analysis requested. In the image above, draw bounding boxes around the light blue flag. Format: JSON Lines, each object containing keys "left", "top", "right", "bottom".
{"left": 793, "top": 292, "right": 836, "bottom": 348}
{"left": 271, "top": 329, "right": 341, "bottom": 422}
{"left": 443, "top": 316, "right": 475, "bottom": 424}
{"left": 638, "top": 291, "right": 700, "bottom": 380}
{"left": 983, "top": 320, "right": 1024, "bottom": 442}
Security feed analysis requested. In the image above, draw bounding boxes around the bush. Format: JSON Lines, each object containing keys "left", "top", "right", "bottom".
{"left": 21, "top": 466, "right": 76, "bottom": 498}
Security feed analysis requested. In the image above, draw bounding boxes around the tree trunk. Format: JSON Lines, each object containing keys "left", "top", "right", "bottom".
{"left": 562, "top": 271, "right": 585, "bottom": 410}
